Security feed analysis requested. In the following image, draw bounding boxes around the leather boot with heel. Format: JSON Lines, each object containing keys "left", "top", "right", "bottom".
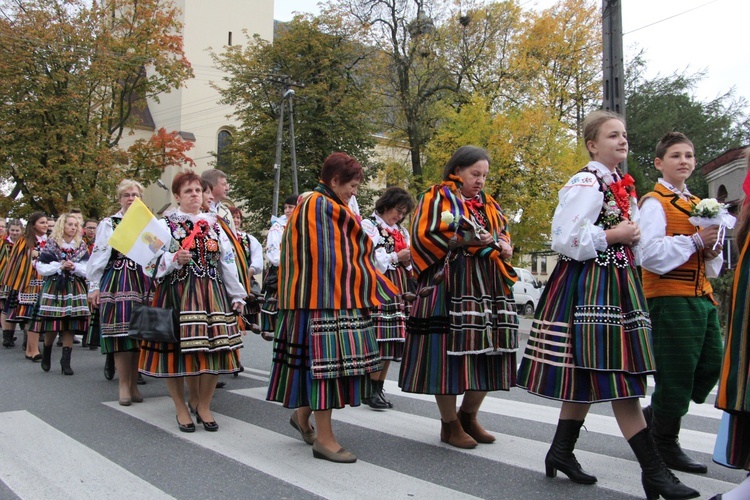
{"left": 628, "top": 427, "right": 700, "bottom": 500}
{"left": 41, "top": 344, "right": 52, "bottom": 372}
{"left": 643, "top": 406, "right": 707, "bottom": 474}
{"left": 545, "top": 419, "right": 597, "bottom": 484}
{"left": 60, "top": 346, "right": 74, "bottom": 375}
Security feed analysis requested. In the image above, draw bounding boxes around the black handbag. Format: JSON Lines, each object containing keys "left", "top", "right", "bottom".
{"left": 127, "top": 255, "right": 179, "bottom": 343}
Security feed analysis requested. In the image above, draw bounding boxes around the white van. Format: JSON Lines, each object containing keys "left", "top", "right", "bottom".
{"left": 513, "top": 267, "right": 542, "bottom": 316}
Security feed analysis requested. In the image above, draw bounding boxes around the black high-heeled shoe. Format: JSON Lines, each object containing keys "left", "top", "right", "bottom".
{"left": 195, "top": 408, "right": 219, "bottom": 432}
{"left": 187, "top": 402, "right": 197, "bottom": 415}
{"left": 176, "top": 415, "right": 195, "bottom": 433}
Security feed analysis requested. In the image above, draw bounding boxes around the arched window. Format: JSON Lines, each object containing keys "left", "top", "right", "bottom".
{"left": 217, "top": 129, "right": 232, "bottom": 168}
{"left": 717, "top": 184, "right": 728, "bottom": 203}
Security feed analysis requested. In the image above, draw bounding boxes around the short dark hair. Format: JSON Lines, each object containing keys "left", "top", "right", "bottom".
{"left": 200, "top": 178, "right": 213, "bottom": 193}
{"left": 442, "top": 146, "right": 491, "bottom": 180}
{"left": 284, "top": 194, "right": 299, "bottom": 207}
{"left": 655, "top": 131, "right": 694, "bottom": 159}
{"left": 84, "top": 219, "right": 98, "bottom": 228}
{"left": 374, "top": 187, "right": 415, "bottom": 216}
{"left": 321, "top": 152, "right": 363, "bottom": 186}
{"left": 172, "top": 170, "right": 202, "bottom": 195}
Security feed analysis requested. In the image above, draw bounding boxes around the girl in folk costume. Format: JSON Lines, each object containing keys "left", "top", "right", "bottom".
{"left": 360, "top": 187, "right": 415, "bottom": 410}
{"left": 87, "top": 180, "right": 150, "bottom": 404}
{"left": 0, "top": 212, "right": 47, "bottom": 359}
{"left": 33, "top": 214, "right": 90, "bottom": 375}
{"left": 267, "top": 153, "right": 397, "bottom": 463}
{"left": 260, "top": 194, "right": 298, "bottom": 341}
{"left": 398, "top": 146, "right": 518, "bottom": 449}
{"left": 228, "top": 206, "right": 263, "bottom": 334}
{"left": 139, "top": 171, "right": 246, "bottom": 433}
{"left": 710, "top": 151, "right": 750, "bottom": 500}
{"left": 516, "top": 110, "right": 699, "bottom": 499}
{"left": 0, "top": 217, "right": 14, "bottom": 348}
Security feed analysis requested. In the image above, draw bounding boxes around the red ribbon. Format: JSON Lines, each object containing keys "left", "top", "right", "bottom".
{"left": 181, "top": 219, "right": 209, "bottom": 250}
{"left": 465, "top": 198, "right": 484, "bottom": 212}
{"left": 610, "top": 174, "right": 636, "bottom": 219}
{"left": 386, "top": 227, "right": 407, "bottom": 252}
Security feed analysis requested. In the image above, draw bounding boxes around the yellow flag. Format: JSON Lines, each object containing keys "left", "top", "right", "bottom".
{"left": 108, "top": 197, "right": 171, "bottom": 268}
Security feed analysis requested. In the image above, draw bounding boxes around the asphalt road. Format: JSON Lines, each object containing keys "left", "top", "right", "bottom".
{"left": 0, "top": 318, "right": 745, "bottom": 499}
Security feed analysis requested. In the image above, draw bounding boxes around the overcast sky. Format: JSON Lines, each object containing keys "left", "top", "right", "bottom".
{"left": 274, "top": 0, "right": 749, "bottom": 106}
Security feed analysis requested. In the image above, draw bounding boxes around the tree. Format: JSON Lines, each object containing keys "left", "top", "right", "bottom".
{"left": 211, "top": 15, "right": 380, "bottom": 233}
{"left": 0, "top": 0, "right": 193, "bottom": 218}
{"left": 625, "top": 53, "right": 750, "bottom": 198}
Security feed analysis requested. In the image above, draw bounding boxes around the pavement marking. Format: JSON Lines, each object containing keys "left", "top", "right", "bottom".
{"left": 0, "top": 410, "right": 174, "bottom": 500}
{"left": 236, "top": 387, "right": 734, "bottom": 499}
{"left": 105, "top": 398, "right": 480, "bottom": 500}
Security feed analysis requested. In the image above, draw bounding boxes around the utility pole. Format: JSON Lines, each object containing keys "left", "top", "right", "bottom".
{"left": 602, "top": 0, "right": 627, "bottom": 171}
{"left": 269, "top": 76, "right": 304, "bottom": 217}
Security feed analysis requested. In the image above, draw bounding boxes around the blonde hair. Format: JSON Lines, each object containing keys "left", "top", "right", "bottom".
{"left": 51, "top": 213, "right": 82, "bottom": 247}
{"left": 117, "top": 179, "right": 145, "bottom": 198}
{"left": 582, "top": 110, "right": 625, "bottom": 159}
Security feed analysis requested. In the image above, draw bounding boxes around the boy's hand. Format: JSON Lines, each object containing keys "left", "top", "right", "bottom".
{"left": 703, "top": 247, "right": 722, "bottom": 260}
{"left": 696, "top": 225, "right": 720, "bottom": 248}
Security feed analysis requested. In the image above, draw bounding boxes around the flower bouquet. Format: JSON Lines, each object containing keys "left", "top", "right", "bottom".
{"left": 688, "top": 198, "right": 736, "bottom": 250}
{"left": 441, "top": 210, "right": 504, "bottom": 253}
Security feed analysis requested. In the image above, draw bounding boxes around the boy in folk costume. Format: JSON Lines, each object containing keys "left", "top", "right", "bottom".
{"left": 639, "top": 131, "right": 724, "bottom": 473}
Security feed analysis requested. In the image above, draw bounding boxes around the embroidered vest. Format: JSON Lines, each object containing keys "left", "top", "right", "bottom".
{"left": 640, "top": 184, "right": 712, "bottom": 299}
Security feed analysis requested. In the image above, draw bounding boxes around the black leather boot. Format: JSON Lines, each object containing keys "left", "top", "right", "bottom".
{"left": 628, "top": 427, "right": 700, "bottom": 500}
{"left": 41, "top": 344, "right": 52, "bottom": 372}
{"left": 366, "top": 380, "right": 389, "bottom": 410}
{"left": 104, "top": 353, "right": 115, "bottom": 380}
{"left": 2, "top": 330, "right": 14, "bottom": 348}
{"left": 545, "top": 419, "right": 597, "bottom": 484}
{"left": 651, "top": 410, "right": 707, "bottom": 474}
{"left": 60, "top": 346, "right": 74, "bottom": 375}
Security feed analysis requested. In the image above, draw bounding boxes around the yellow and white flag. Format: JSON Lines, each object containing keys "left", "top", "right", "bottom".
{"left": 108, "top": 197, "right": 171, "bottom": 270}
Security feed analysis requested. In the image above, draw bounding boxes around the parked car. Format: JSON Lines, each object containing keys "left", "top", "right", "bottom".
{"left": 513, "top": 267, "right": 542, "bottom": 316}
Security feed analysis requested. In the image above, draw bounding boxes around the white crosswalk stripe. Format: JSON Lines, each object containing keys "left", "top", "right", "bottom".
{"left": 0, "top": 364, "right": 739, "bottom": 499}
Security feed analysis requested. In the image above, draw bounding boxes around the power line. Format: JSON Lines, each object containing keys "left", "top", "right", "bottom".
{"left": 623, "top": 0, "right": 720, "bottom": 36}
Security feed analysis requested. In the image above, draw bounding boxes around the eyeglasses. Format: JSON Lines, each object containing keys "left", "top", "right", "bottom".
{"left": 395, "top": 207, "right": 409, "bottom": 216}
{"left": 85, "top": 226, "right": 97, "bottom": 230}
{"left": 120, "top": 193, "right": 141, "bottom": 199}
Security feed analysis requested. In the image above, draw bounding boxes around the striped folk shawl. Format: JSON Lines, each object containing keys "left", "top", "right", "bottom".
{"left": 411, "top": 176, "right": 517, "bottom": 289}
{"left": 278, "top": 184, "right": 398, "bottom": 310}
{"left": 216, "top": 217, "right": 253, "bottom": 297}
{"left": 716, "top": 235, "right": 750, "bottom": 413}
{"left": 0, "top": 236, "right": 40, "bottom": 292}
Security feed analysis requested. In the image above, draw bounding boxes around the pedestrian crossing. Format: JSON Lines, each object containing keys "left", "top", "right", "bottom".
{"left": 0, "top": 363, "right": 743, "bottom": 500}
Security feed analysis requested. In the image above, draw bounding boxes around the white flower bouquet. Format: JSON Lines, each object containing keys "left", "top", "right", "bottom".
{"left": 688, "top": 198, "right": 736, "bottom": 250}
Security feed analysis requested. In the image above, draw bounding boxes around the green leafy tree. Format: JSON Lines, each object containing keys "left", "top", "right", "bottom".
{"left": 625, "top": 53, "right": 750, "bottom": 198}
{"left": 211, "top": 15, "right": 381, "bottom": 233}
{"left": 0, "top": 0, "right": 193, "bottom": 218}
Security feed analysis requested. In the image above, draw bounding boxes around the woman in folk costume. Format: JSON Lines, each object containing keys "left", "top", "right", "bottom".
{"left": 1, "top": 212, "right": 47, "bottom": 359}
{"left": 267, "top": 152, "right": 397, "bottom": 463}
{"left": 87, "top": 180, "right": 150, "bottom": 404}
{"left": 33, "top": 214, "right": 90, "bottom": 375}
{"left": 516, "top": 110, "right": 698, "bottom": 499}
{"left": 398, "top": 146, "right": 518, "bottom": 449}
{"left": 360, "top": 187, "right": 415, "bottom": 410}
{"left": 228, "top": 206, "right": 263, "bottom": 334}
{"left": 710, "top": 150, "right": 750, "bottom": 500}
{"left": 260, "top": 194, "right": 298, "bottom": 341}
{"left": 0, "top": 217, "right": 14, "bottom": 348}
{"left": 139, "top": 171, "right": 246, "bottom": 433}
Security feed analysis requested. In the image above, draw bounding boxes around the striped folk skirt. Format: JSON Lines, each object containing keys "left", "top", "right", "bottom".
{"left": 266, "top": 308, "right": 381, "bottom": 410}
{"left": 370, "top": 266, "right": 410, "bottom": 361}
{"left": 138, "top": 273, "right": 242, "bottom": 377}
{"left": 28, "top": 274, "right": 90, "bottom": 333}
{"left": 398, "top": 253, "right": 518, "bottom": 395}
{"left": 517, "top": 258, "right": 654, "bottom": 403}
{"left": 4, "top": 277, "right": 44, "bottom": 323}
{"left": 98, "top": 261, "right": 149, "bottom": 354}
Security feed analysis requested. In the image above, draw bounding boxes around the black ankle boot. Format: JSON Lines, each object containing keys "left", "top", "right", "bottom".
{"left": 628, "top": 427, "right": 700, "bottom": 500}
{"left": 366, "top": 380, "right": 390, "bottom": 410}
{"left": 650, "top": 410, "right": 707, "bottom": 474}
{"left": 2, "top": 330, "right": 14, "bottom": 348}
{"left": 545, "top": 419, "right": 597, "bottom": 484}
{"left": 41, "top": 344, "right": 52, "bottom": 372}
{"left": 60, "top": 346, "right": 74, "bottom": 375}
